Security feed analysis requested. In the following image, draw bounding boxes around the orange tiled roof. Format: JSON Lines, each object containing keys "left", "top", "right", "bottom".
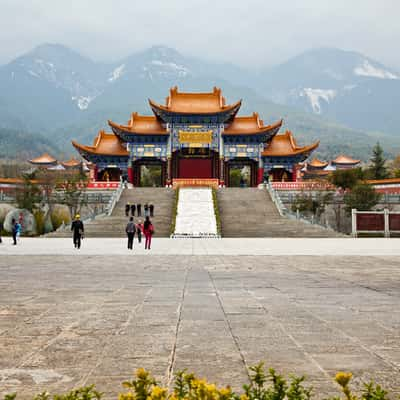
{"left": 72, "top": 131, "right": 129, "bottom": 157}
{"left": 61, "top": 158, "right": 81, "bottom": 168}
{"left": 149, "top": 86, "right": 242, "bottom": 114}
{"left": 366, "top": 178, "right": 400, "bottom": 185}
{"left": 332, "top": 154, "right": 360, "bottom": 164}
{"left": 308, "top": 158, "right": 328, "bottom": 168}
{"left": 29, "top": 153, "right": 57, "bottom": 164}
{"left": 224, "top": 113, "right": 283, "bottom": 135}
{"left": 262, "top": 131, "right": 319, "bottom": 157}
{"left": 108, "top": 113, "right": 168, "bottom": 135}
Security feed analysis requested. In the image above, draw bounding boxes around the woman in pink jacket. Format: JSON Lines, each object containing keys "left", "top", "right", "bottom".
{"left": 143, "top": 216, "right": 154, "bottom": 250}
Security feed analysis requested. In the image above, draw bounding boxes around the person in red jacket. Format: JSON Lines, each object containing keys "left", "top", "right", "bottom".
{"left": 143, "top": 216, "right": 154, "bottom": 250}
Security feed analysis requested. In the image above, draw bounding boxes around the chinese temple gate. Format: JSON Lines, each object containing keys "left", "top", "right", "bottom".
{"left": 73, "top": 87, "right": 319, "bottom": 187}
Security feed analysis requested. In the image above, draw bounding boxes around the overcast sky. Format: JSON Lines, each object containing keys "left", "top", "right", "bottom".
{"left": 1, "top": 0, "right": 400, "bottom": 69}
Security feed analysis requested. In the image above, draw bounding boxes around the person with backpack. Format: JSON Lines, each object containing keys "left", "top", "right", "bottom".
{"left": 71, "top": 214, "right": 84, "bottom": 249}
{"left": 143, "top": 216, "right": 154, "bottom": 250}
{"left": 125, "top": 217, "right": 136, "bottom": 250}
{"left": 136, "top": 219, "right": 143, "bottom": 244}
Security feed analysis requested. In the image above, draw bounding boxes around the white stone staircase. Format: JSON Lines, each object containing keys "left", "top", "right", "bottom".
{"left": 173, "top": 188, "right": 219, "bottom": 238}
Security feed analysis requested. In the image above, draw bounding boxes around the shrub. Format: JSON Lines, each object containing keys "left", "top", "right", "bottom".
{"left": 3, "top": 363, "right": 394, "bottom": 400}
{"left": 212, "top": 188, "right": 221, "bottom": 235}
{"left": 51, "top": 206, "right": 71, "bottom": 230}
{"left": 170, "top": 188, "right": 180, "bottom": 235}
{"left": 33, "top": 210, "right": 45, "bottom": 235}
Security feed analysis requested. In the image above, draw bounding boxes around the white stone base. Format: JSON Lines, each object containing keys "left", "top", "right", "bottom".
{"left": 174, "top": 188, "right": 218, "bottom": 237}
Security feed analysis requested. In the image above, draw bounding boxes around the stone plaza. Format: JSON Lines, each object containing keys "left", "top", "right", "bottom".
{"left": 0, "top": 238, "right": 399, "bottom": 398}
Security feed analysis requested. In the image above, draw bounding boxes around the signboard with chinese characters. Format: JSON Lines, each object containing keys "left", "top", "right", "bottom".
{"left": 130, "top": 143, "right": 167, "bottom": 158}
{"left": 224, "top": 144, "right": 259, "bottom": 161}
{"left": 179, "top": 131, "right": 213, "bottom": 144}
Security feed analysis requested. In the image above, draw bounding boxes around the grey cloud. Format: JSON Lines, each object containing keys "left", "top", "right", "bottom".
{"left": 1, "top": 0, "right": 399, "bottom": 69}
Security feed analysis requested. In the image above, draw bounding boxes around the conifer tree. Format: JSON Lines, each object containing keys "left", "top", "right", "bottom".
{"left": 369, "top": 142, "right": 388, "bottom": 180}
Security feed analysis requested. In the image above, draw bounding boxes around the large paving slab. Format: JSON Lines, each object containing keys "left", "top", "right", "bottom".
{"left": 0, "top": 251, "right": 399, "bottom": 398}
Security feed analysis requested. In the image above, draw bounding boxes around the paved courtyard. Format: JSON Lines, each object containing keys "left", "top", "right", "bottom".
{"left": 0, "top": 240, "right": 399, "bottom": 398}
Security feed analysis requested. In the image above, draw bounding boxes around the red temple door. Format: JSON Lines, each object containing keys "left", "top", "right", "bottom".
{"left": 178, "top": 158, "right": 213, "bottom": 178}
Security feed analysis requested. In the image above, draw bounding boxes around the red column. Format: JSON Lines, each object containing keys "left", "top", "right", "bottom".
{"left": 292, "top": 165, "right": 297, "bottom": 182}
{"left": 166, "top": 157, "right": 172, "bottom": 186}
{"left": 258, "top": 167, "right": 264, "bottom": 185}
{"left": 127, "top": 166, "right": 134, "bottom": 184}
{"left": 219, "top": 158, "right": 225, "bottom": 186}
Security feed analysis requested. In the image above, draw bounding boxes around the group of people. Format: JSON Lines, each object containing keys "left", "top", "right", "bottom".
{"left": 69, "top": 211, "right": 154, "bottom": 251}
{"left": 125, "top": 202, "right": 154, "bottom": 218}
{"left": 124, "top": 202, "right": 154, "bottom": 250}
{"left": 125, "top": 215, "right": 154, "bottom": 250}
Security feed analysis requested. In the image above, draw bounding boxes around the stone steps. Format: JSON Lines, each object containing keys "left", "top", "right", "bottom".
{"left": 217, "top": 188, "right": 342, "bottom": 238}
{"left": 48, "top": 188, "right": 175, "bottom": 238}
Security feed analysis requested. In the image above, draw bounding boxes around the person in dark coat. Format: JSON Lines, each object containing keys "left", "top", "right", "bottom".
{"left": 137, "top": 203, "right": 141, "bottom": 217}
{"left": 71, "top": 214, "right": 84, "bottom": 249}
{"left": 125, "top": 203, "right": 130, "bottom": 217}
{"left": 11, "top": 218, "right": 17, "bottom": 245}
{"left": 149, "top": 204, "right": 154, "bottom": 217}
{"left": 144, "top": 203, "right": 149, "bottom": 217}
{"left": 125, "top": 217, "right": 136, "bottom": 250}
{"left": 130, "top": 203, "right": 136, "bottom": 217}
{"left": 0, "top": 221, "right": 3, "bottom": 244}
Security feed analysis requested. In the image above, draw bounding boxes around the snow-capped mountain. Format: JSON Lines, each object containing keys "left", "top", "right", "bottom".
{"left": 1, "top": 43, "right": 400, "bottom": 159}
{"left": 258, "top": 48, "right": 400, "bottom": 134}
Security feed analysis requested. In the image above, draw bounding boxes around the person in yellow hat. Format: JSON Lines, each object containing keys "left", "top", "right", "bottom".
{"left": 71, "top": 213, "right": 84, "bottom": 249}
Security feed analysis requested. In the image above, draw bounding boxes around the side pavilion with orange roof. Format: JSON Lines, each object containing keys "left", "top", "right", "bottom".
{"left": 72, "top": 87, "right": 319, "bottom": 186}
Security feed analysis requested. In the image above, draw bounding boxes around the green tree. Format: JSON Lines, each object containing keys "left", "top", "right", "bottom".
{"left": 344, "top": 183, "right": 381, "bottom": 214}
{"left": 16, "top": 172, "right": 41, "bottom": 212}
{"left": 369, "top": 142, "right": 389, "bottom": 180}
{"left": 328, "top": 168, "right": 363, "bottom": 190}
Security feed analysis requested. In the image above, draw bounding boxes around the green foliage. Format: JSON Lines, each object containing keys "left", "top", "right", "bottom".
{"left": 51, "top": 207, "right": 71, "bottom": 230}
{"left": 3, "top": 364, "right": 397, "bottom": 400}
{"left": 229, "top": 169, "right": 242, "bottom": 187}
{"left": 33, "top": 210, "right": 45, "bottom": 235}
{"left": 328, "top": 168, "right": 364, "bottom": 190}
{"left": 58, "top": 173, "right": 88, "bottom": 218}
{"left": 368, "top": 142, "right": 389, "bottom": 180}
{"left": 140, "top": 165, "right": 162, "bottom": 187}
{"left": 212, "top": 188, "right": 222, "bottom": 235}
{"left": 170, "top": 188, "right": 180, "bottom": 235}
{"left": 16, "top": 173, "right": 41, "bottom": 212}
{"left": 291, "top": 192, "right": 333, "bottom": 217}
{"left": 344, "top": 184, "right": 381, "bottom": 214}
{"left": 0, "top": 128, "right": 60, "bottom": 161}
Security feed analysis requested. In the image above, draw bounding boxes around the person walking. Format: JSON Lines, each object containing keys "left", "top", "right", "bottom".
{"left": 71, "top": 214, "right": 84, "bottom": 249}
{"left": 137, "top": 202, "right": 142, "bottom": 217}
{"left": 15, "top": 220, "right": 22, "bottom": 242}
{"left": 136, "top": 219, "right": 143, "bottom": 243}
{"left": 149, "top": 203, "right": 154, "bottom": 217}
{"left": 130, "top": 203, "right": 136, "bottom": 217}
{"left": 143, "top": 216, "right": 154, "bottom": 250}
{"left": 125, "top": 202, "right": 130, "bottom": 217}
{"left": 11, "top": 218, "right": 17, "bottom": 245}
{"left": 125, "top": 217, "right": 136, "bottom": 250}
{"left": 144, "top": 203, "right": 149, "bottom": 217}
{"left": 0, "top": 221, "right": 3, "bottom": 244}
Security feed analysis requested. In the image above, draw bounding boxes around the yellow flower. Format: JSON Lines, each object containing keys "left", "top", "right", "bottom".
{"left": 335, "top": 372, "right": 353, "bottom": 387}
{"left": 136, "top": 368, "right": 149, "bottom": 380}
{"left": 240, "top": 395, "right": 249, "bottom": 400}
{"left": 119, "top": 393, "right": 135, "bottom": 400}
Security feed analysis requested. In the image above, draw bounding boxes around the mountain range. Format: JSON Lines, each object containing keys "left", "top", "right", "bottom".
{"left": 1, "top": 43, "right": 399, "bottom": 161}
